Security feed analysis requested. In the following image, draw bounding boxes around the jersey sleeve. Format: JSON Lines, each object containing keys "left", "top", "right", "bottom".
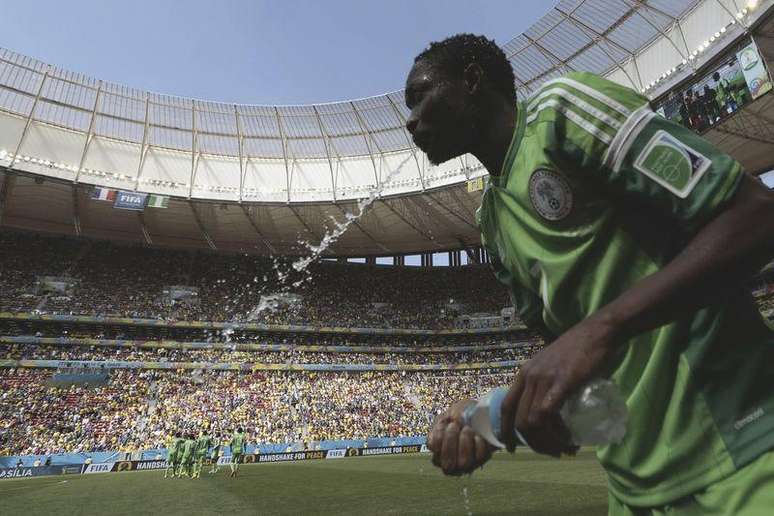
{"left": 529, "top": 71, "right": 744, "bottom": 233}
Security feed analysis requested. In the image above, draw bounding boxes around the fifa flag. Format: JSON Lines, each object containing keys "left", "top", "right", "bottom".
{"left": 91, "top": 187, "right": 116, "bottom": 202}
{"left": 146, "top": 194, "right": 169, "bottom": 208}
{"left": 113, "top": 191, "right": 148, "bottom": 211}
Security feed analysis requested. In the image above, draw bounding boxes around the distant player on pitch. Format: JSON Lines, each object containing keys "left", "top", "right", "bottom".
{"left": 407, "top": 34, "right": 774, "bottom": 514}
{"left": 178, "top": 433, "right": 195, "bottom": 478}
{"left": 209, "top": 434, "right": 222, "bottom": 474}
{"left": 164, "top": 432, "right": 182, "bottom": 478}
{"left": 229, "top": 428, "right": 246, "bottom": 478}
{"left": 193, "top": 430, "right": 211, "bottom": 479}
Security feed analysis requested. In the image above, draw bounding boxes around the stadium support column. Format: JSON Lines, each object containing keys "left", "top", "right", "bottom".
{"left": 380, "top": 199, "right": 441, "bottom": 249}
{"left": 395, "top": 255, "right": 405, "bottom": 266}
{"left": 136, "top": 94, "right": 151, "bottom": 192}
{"left": 313, "top": 105, "right": 337, "bottom": 203}
{"left": 522, "top": 33, "right": 576, "bottom": 76}
{"left": 9, "top": 67, "right": 50, "bottom": 171}
{"left": 240, "top": 204, "right": 276, "bottom": 254}
{"left": 288, "top": 205, "right": 322, "bottom": 243}
{"left": 235, "top": 105, "right": 245, "bottom": 203}
{"left": 275, "top": 107, "right": 292, "bottom": 203}
{"left": 333, "top": 203, "right": 391, "bottom": 254}
{"left": 71, "top": 184, "right": 81, "bottom": 237}
{"left": 189, "top": 202, "right": 217, "bottom": 250}
{"left": 0, "top": 172, "right": 15, "bottom": 227}
{"left": 138, "top": 212, "right": 153, "bottom": 246}
{"left": 427, "top": 191, "right": 478, "bottom": 231}
{"left": 553, "top": 6, "right": 641, "bottom": 90}
{"left": 187, "top": 101, "right": 199, "bottom": 199}
{"left": 350, "top": 101, "right": 381, "bottom": 189}
{"left": 74, "top": 81, "right": 102, "bottom": 184}
{"left": 632, "top": 2, "right": 693, "bottom": 72}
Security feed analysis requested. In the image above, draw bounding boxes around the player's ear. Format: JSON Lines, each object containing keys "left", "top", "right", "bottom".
{"left": 463, "top": 63, "right": 484, "bottom": 96}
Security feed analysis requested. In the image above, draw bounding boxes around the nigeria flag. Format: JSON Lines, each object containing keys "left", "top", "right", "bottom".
{"left": 146, "top": 194, "right": 169, "bottom": 208}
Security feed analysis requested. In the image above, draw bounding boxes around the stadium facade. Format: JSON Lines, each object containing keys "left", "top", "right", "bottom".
{"left": 0, "top": 0, "right": 772, "bottom": 257}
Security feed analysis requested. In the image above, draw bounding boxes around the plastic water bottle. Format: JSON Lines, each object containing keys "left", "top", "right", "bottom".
{"left": 462, "top": 379, "right": 628, "bottom": 449}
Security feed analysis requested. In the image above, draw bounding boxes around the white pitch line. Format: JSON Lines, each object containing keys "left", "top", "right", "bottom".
{"left": 0, "top": 479, "right": 70, "bottom": 493}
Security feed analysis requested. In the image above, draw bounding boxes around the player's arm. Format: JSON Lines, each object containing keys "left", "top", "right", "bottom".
{"left": 500, "top": 72, "right": 774, "bottom": 454}
{"left": 427, "top": 246, "right": 543, "bottom": 475}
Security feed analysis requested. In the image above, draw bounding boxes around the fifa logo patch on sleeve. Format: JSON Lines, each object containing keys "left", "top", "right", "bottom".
{"left": 634, "top": 130, "right": 712, "bottom": 198}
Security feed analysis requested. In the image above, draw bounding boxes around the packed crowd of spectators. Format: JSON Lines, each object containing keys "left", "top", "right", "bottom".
{"left": 0, "top": 342, "right": 540, "bottom": 366}
{"left": 0, "top": 230, "right": 510, "bottom": 329}
{"left": 0, "top": 344, "right": 538, "bottom": 365}
{"left": 0, "top": 368, "right": 517, "bottom": 457}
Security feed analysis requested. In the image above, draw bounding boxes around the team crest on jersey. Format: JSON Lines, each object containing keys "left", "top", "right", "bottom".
{"left": 528, "top": 169, "right": 573, "bottom": 221}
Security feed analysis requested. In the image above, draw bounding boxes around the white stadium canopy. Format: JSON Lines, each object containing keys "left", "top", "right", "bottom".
{"left": 0, "top": 0, "right": 772, "bottom": 255}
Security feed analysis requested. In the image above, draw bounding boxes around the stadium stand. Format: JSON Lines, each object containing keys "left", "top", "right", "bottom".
{"left": 0, "top": 368, "right": 513, "bottom": 456}
{"left": 0, "top": 231, "right": 509, "bottom": 329}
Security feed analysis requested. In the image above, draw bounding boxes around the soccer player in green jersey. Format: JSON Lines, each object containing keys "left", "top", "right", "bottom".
{"left": 178, "top": 434, "right": 195, "bottom": 478}
{"left": 164, "top": 432, "right": 182, "bottom": 479}
{"left": 406, "top": 34, "right": 774, "bottom": 514}
{"left": 192, "top": 431, "right": 211, "bottom": 479}
{"left": 208, "top": 436, "right": 221, "bottom": 474}
{"left": 229, "top": 428, "right": 245, "bottom": 478}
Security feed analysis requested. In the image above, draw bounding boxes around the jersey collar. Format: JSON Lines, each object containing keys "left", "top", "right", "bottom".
{"left": 491, "top": 101, "right": 526, "bottom": 187}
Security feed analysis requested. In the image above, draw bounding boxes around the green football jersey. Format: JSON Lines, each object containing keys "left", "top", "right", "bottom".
{"left": 477, "top": 71, "right": 774, "bottom": 506}
{"left": 230, "top": 433, "right": 245, "bottom": 454}
{"left": 170, "top": 437, "right": 184, "bottom": 459}
{"left": 181, "top": 439, "right": 195, "bottom": 458}
{"left": 196, "top": 435, "right": 211, "bottom": 456}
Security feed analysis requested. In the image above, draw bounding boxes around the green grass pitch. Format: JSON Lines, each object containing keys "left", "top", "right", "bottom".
{"left": 0, "top": 450, "right": 608, "bottom": 515}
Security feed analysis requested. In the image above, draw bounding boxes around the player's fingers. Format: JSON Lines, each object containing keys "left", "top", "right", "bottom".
{"left": 458, "top": 426, "right": 476, "bottom": 473}
{"left": 473, "top": 434, "right": 492, "bottom": 467}
{"left": 514, "top": 376, "right": 535, "bottom": 440}
{"left": 547, "top": 411, "right": 575, "bottom": 453}
{"left": 431, "top": 450, "right": 442, "bottom": 469}
{"left": 428, "top": 415, "right": 449, "bottom": 453}
{"left": 531, "top": 379, "right": 577, "bottom": 457}
{"left": 441, "top": 420, "right": 461, "bottom": 475}
{"left": 500, "top": 373, "right": 524, "bottom": 453}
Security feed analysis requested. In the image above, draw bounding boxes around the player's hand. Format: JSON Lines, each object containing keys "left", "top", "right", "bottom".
{"left": 500, "top": 314, "right": 619, "bottom": 457}
{"left": 427, "top": 399, "right": 496, "bottom": 476}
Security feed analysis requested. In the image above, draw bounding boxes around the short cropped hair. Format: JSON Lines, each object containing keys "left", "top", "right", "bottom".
{"left": 414, "top": 33, "right": 516, "bottom": 103}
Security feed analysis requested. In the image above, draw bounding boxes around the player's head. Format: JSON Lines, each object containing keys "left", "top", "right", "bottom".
{"left": 237, "top": 427, "right": 244, "bottom": 434}
{"left": 405, "top": 33, "right": 516, "bottom": 165}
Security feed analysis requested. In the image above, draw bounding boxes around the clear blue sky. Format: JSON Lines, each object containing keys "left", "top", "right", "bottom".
{"left": 4, "top": 0, "right": 547, "bottom": 105}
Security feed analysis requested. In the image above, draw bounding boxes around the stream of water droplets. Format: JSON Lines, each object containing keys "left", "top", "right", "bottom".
{"left": 221, "top": 154, "right": 415, "bottom": 340}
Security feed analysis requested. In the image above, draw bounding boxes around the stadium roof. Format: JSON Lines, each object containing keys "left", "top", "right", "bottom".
{"left": 1, "top": 0, "right": 773, "bottom": 256}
